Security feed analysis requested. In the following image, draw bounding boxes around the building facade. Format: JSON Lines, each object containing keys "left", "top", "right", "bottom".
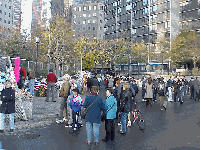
{"left": 71, "top": 0, "right": 105, "bottom": 40}
{"left": 104, "top": 0, "right": 200, "bottom": 43}
{"left": 0, "top": 0, "right": 13, "bottom": 36}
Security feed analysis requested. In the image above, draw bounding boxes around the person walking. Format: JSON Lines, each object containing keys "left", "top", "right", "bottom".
{"left": 83, "top": 86, "right": 103, "bottom": 145}
{"left": 152, "top": 79, "right": 158, "bottom": 101}
{"left": 173, "top": 78, "right": 182, "bottom": 104}
{"left": 144, "top": 78, "right": 153, "bottom": 107}
{"left": 113, "top": 80, "right": 121, "bottom": 122}
{"left": 17, "top": 67, "right": 26, "bottom": 89}
{"left": 28, "top": 70, "right": 35, "bottom": 96}
{"left": 102, "top": 88, "right": 117, "bottom": 142}
{"left": 167, "top": 76, "right": 173, "bottom": 102}
{"left": 118, "top": 82, "right": 132, "bottom": 134}
{"left": 188, "top": 77, "right": 194, "bottom": 99}
{"left": 0, "top": 80, "right": 15, "bottom": 133}
{"left": 108, "top": 76, "right": 114, "bottom": 89}
{"left": 141, "top": 78, "right": 146, "bottom": 101}
{"left": 46, "top": 69, "right": 57, "bottom": 102}
{"left": 158, "top": 78, "right": 167, "bottom": 110}
{"left": 193, "top": 77, "right": 200, "bottom": 101}
{"left": 57, "top": 76, "right": 71, "bottom": 123}
{"left": 69, "top": 88, "right": 83, "bottom": 133}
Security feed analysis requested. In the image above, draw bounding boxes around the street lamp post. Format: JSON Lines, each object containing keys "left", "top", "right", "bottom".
{"left": 35, "top": 36, "right": 40, "bottom": 78}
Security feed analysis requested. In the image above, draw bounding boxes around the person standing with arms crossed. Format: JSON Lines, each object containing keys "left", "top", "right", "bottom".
{"left": 46, "top": 69, "right": 57, "bottom": 102}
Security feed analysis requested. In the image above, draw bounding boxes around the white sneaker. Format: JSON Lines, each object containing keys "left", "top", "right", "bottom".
{"left": 118, "top": 122, "right": 121, "bottom": 126}
{"left": 56, "top": 119, "right": 64, "bottom": 123}
{"left": 127, "top": 121, "right": 131, "bottom": 127}
{"left": 63, "top": 117, "right": 68, "bottom": 122}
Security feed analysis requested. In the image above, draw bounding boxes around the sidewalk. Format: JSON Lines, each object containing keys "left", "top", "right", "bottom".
{"left": 3, "top": 94, "right": 88, "bottom": 133}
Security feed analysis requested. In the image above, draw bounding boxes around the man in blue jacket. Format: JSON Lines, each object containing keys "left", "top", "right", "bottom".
{"left": 102, "top": 88, "right": 117, "bottom": 142}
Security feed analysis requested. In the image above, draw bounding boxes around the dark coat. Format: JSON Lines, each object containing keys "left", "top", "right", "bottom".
{"left": 91, "top": 78, "right": 99, "bottom": 87}
{"left": 0, "top": 88, "right": 15, "bottom": 114}
{"left": 83, "top": 95, "right": 103, "bottom": 124}
{"left": 113, "top": 87, "right": 120, "bottom": 112}
{"left": 119, "top": 90, "right": 132, "bottom": 113}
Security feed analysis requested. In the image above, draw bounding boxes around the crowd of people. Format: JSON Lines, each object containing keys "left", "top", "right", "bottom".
{"left": 0, "top": 67, "right": 199, "bottom": 144}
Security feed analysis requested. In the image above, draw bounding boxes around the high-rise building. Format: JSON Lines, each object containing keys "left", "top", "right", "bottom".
{"left": 0, "top": 0, "right": 13, "bottom": 36}
{"left": 64, "top": 0, "right": 73, "bottom": 24}
{"left": 51, "top": 0, "right": 64, "bottom": 17}
{"left": 21, "top": 0, "right": 32, "bottom": 40}
{"left": 13, "top": 0, "right": 21, "bottom": 30}
{"left": 71, "top": 0, "right": 105, "bottom": 40}
{"left": 104, "top": 0, "right": 200, "bottom": 44}
{"left": 32, "top": 0, "right": 42, "bottom": 33}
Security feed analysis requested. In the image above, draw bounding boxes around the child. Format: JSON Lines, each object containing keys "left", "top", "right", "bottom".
{"left": 69, "top": 88, "right": 83, "bottom": 133}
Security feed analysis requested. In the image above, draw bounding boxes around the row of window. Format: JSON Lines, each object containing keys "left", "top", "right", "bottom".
{"left": 106, "top": 21, "right": 171, "bottom": 33}
{"left": 73, "top": 19, "right": 103, "bottom": 25}
{"left": 0, "top": 2, "right": 12, "bottom": 9}
{"left": 0, "top": 10, "right": 11, "bottom": 17}
{"left": 73, "top": 13, "right": 103, "bottom": 18}
{"left": 76, "top": 26, "right": 103, "bottom": 31}
{"left": 105, "top": 5, "right": 159, "bottom": 19}
{"left": 73, "top": 5, "right": 104, "bottom": 11}
{"left": 74, "top": 33, "right": 102, "bottom": 38}
{"left": 0, "top": 18, "right": 11, "bottom": 24}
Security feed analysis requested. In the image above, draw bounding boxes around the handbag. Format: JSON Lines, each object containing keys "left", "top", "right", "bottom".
{"left": 101, "top": 102, "right": 115, "bottom": 122}
{"left": 81, "top": 97, "right": 98, "bottom": 119}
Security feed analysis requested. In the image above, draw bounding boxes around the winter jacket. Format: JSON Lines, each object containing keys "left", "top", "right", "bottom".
{"left": 0, "top": 88, "right": 15, "bottom": 114}
{"left": 119, "top": 90, "right": 132, "bottom": 113}
{"left": 144, "top": 83, "right": 153, "bottom": 99}
{"left": 59, "top": 81, "right": 71, "bottom": 98}
{"left": 103, "top": 95, "right": 117, "bottom": 119}
{"left": 83, "top": 94, "right": 103, "bottom": 124}
{"left": 108, "top": 78, "right": 114, "bottom": 88}
{"left": 158, "top": 81, "right": 165, "bottom": 96}
{"left": 70, "top": 95, "right": 83, "bottom": 112}
{"left": 47, "top": 73, "right": 57, "bottom": 83}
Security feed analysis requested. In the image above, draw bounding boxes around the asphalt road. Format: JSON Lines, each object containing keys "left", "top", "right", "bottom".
{"left": 0, "top": 85, "right": 200, "bottom": 150}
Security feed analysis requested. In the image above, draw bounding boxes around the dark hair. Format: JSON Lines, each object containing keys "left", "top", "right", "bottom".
{"left": 106, "top": 88, "right": 113, "bottom": 94}
{"left": 72, "top": 88, "right": 79, "bottom": 93}
{"left": 49, "top": 69, "right": 53, "bottom": 72}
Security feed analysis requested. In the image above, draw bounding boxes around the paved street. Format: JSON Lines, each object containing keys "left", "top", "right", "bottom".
{"left": 0, "top": 85, "right": 200, "bottom": 150}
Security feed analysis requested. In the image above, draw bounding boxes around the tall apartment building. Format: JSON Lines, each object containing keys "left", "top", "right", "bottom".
{"left": 0, "top": 0, "right": 13, "bottom": 36}
{"left": 51, "top": 0, "right": 64, "bottom": 17}
{"left": 179, "top": 0, "right": 200, "bottom": 31}
{"left": 32, "top": 0, "right": 42, "bottom": 32}
{"left": 13, "top": 0, "right": 21, "bottom": 30}
{"left": 104, "top": 0, "right": 200, "bottom": 46}
{"left": 64, "top": 0, "right": 73, "bottom": 24}
{"left": 71, "top": 0, "right": 105, "bottom": 40}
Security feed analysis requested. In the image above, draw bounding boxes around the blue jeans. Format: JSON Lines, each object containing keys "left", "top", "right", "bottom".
{"left": 121, "top": 112, "right": 128, "bottom": 133}
{"left": 29, "top": 79, "right": 35, "bottom": 96}
{"left": 86, "top": 122, "right": 100, "bottom": 143}
{"left": 180, "top": 91, "right": 184, "bottom": 102}
{"left": 0, "top": 113, "right": 14, "bottom": 130}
